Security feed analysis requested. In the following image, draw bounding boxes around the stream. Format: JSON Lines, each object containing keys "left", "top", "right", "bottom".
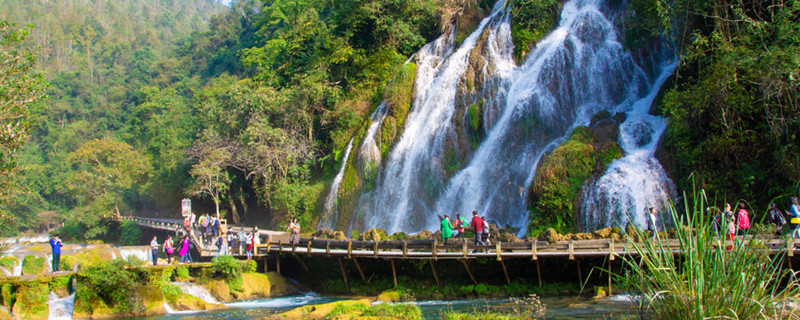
{"left": 120, "top": 293, "right": 637, "bottom": 319}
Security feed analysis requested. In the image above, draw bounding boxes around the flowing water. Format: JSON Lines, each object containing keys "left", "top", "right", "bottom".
{"left": 175, "top": 282, "right": 220, "bottom": 304}
{"left": 346, "top": 0, "right": 676, "bottom": 235}
{"left": 47, "top": 292, "right": 75, "bottom": 320}
{"left": 118, "top": 293, "right": 636, "bottom": 319}
{"left": 317, "top": 137, "right": 356, "bottom": 230}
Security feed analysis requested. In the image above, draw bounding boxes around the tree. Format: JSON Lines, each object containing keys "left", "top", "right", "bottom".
{"left": 0, "top": 21, "right": 47, "bottom": 227}
{"left": 188, "top": 147, "right": 231, "bottom": 218}
{"left": 65, "top": 138, "right": 151, "bottom": 238}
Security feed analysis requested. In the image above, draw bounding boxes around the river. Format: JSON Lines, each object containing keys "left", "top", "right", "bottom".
{"left": 120, "top": 292, "right": 637, "bottom": 319}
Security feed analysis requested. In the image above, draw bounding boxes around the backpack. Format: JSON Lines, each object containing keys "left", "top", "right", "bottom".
{"left": 771, "top": 208, "right": 787, "bottom": 226}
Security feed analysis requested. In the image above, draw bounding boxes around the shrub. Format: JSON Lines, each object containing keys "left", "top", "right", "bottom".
{"left": 211, "top": 255, "right": 241, "bottom": 279}
{"left": 0, "top": 256, "right": 17, "bottom": 269}
{"left": 618, "top": 190, "right": 800, "bottom": 319}
{"left": 242, "top": 260, "right": 257, "bottom": 273}
{"left": 77, "top": 259, "right": 143, "bottom": 314}
{"left": 22, "top": 255, "right": 46, "bottom": 275}
{"left": 174, "top": 265, "right": 190, "bottom": 280}
{"left": 119, "top": 220, "right": 142, "bottom": 246}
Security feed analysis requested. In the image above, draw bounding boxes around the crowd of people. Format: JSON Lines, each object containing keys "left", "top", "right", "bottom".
{"left": 439, "top": 211, "right": 492, "bottom": 246}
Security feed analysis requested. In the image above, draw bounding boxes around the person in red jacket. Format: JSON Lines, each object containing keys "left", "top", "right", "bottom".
{"left": 470, "top": 210, "right": 485, "bottom": 245}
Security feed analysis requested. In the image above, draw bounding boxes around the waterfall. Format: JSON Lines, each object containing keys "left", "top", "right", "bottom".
{"left": 47, "top": 292, "right": 75, "bottom": 320}
{"left": 578, "top": 62, "right": 678, "bottom": 231}
{"left": 353, "top": 0, "right": 676, "bottom": 235}
{"left": 175, "top": 282, "right": 219, "bottom": 304}
{"left": 358, "top": 101, "right": 391, "bottom": 166}
{"left": 117, "top": 246, "right": 151, "bottom": 264}
{"left": 317, "top": 137, "right": 356, "bottom": 230}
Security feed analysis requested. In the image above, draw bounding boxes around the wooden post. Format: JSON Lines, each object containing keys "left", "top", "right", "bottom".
{"left": 264, "top": 257, "right": 268, "bottom": 273}
{"left": 347, "top": 241, "right": 352, "bottom": 259}
{"left": 338, "top": 257, "right": 350, "bottom": 293}
{"left": 496, "top": 241, "right": 502, "bottom": 261}
{"left": 294, "top": 255, "right": 310, "bottom": 273}
{"left": 535, "top": 258, "right": 543, "bottom": 288}
{"left": 576, "top": 259, "right": 583, "bottom": 285}
{"left": 531, "top": 242, "right": 537, "bottom": 261}
{"left": 568, "top": 239, "right": 574, "bottom": 260}
{"left": 278, "top": 240, "right": 283, "bottom": 255}
{"left": 462, "top": 240, "right": 468, "bottom": 257}
{"left": 374, "top": 242, "right": 379, "bottom": 258}
{"left": 326, "top": 241, "right": 330, "bottom": 257}
{"left": 292, "top": 240, "right": 297, "bottom": 254}
{"left": 429, "top": 260, "right": 440, "bottom": 287}
{"left": 432, "top": 239, "right": 438, "bottom": 260}
{"left": 390, "top": 259, "right": 398, "bottom": 287}
{"left": 276, "top": 253, "right": 281, "bottom": 275}
{"left": 608, "top": 258, "right": 613, "bottom": 296}
{"left": 307, "top": 240, "right": 312, "bottom": 257}
{"left": 460, "top": 260, "right": 478, "bottom": 284}
{"left": 499, "top": 260, "right": 511, "bottom": 285}
{"left": 609, "top": 239, "right": 615, "bottom": 260}
{"left": 353, "top": 258, "right": 368, "bottom": 284}
{"left": 402, "top": 241, "right": 408, "bottom": 258}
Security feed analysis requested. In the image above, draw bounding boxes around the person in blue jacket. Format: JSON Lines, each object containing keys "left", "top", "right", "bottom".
{"left": 50, "top": 234, "right": 63, "bottom": 272}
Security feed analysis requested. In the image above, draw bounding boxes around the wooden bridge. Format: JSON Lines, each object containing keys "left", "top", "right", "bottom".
{"left": 118, "top": 215, "right": 800, "bottom": 292}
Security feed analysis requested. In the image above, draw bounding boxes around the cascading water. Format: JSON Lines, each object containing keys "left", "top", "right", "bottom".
{"left": 175, "top": 282, "right": 220, "bottom": 304}
{"left": 351, "top": 0, "right": 676, "bottom": 234}
{"left": 358, "top": 101, "right": 391, "bottom": 166}
{"left": 47, "top": 292, "right": 75, "bottom": 320}
{"left": 317, "top": 137, "right": 355, "bottom": 230}
{"left": 117, "top": 246, "right": 151, "bottom": 264}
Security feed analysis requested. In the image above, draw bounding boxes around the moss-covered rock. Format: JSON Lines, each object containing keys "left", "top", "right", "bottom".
{"left": 59, "top": 255, "right": 79, "bottom": 272}
{"left": 511, "top": 0, "right": 562, "bottom": 63}
{"left": 0, "top": 308, "right": 10, "bottom": 320}
{"left": 168, "top": 293, "right": 223, "bottom": 312}
{"left": 0, "top": 257, "right": 17, "bottom": 271}
{"left": 203, "top": 279, "right": 232, "bottom": 302}
{"left": 360, "top": 228, "right": 388, "bottom": 242}
{"left": 11, "top": 282, "right": 48, "bottom": 320}
{"left": 277, "top": 299, "right": 372, "bottom": 319}
{"left": 22, "top": 255, "right": 47, "bottom": 275}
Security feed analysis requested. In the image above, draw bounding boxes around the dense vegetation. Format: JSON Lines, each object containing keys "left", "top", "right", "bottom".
{"left": 1, "top": 0, "right": 798, "bottom": 239}
{"left": 627, "top": 0, "right": 800, "bottom": 205}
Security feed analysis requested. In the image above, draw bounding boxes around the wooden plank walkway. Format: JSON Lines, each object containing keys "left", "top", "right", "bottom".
{"left": 119, "top": 215, "right": 799, "bottom": 261}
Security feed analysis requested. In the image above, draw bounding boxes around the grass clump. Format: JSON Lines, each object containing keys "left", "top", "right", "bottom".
{"left": 22, "top": 255, "right": 46, "bottom": 275}
{"left": 510, "top": 0, "right": 562, "bottom": 63}
{"left": 0, "top": 256, "right": 17, "bottom": 270}
{"left": 440, "top": 295, "right": 546, "bottom": 319}
{"left": 326, "top": 301, "right": 422, "bottom": 319}
{"left": 618, "top": 189, "right": 800, "bottom": 319}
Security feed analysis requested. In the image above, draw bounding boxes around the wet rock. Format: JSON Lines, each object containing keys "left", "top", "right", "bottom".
{"left": 360, "top": 228, "right": 387, "bottom": 242}
{"left": 592, "top": 227, "right": 614, "bottom": 238}
{"left": 332, "top": 231, "right": 347, "bottom": 241}
{"left": 571, "top": 233, "right": 593, "bottom": 240}
{"left": 410, "top": 230, "right": 435, "bottom": 240}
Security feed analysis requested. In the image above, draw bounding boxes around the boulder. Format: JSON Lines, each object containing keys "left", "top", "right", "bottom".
{"left": 168, "top": 293, "right": 223, "bottom": 312}
{"left": 276, "top": 299, "right": 372, "bottom": 319}
{"left": 410, "top": 230, "right": 434, "bottom": 240}
{"left": 332, "top": 231, "right": 347, "bottom": 241}
{"left": 592, "top": 227, "right": 613, "bottom": 238}
{"left": 571, "top": 233, "right": 594, "bottom": 240}
{"left": 11, "top": 282, "right": 48, "bottom": 320}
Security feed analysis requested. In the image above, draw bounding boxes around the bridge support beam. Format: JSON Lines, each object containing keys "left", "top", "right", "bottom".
{"left": 576, "top": 259, "right": 583, "bottom": 285}
{"left": 499, "top": 260, "right": 511, "bottom": 285}
{"left": 429, "top": 260, "right": 440, "bottom": 287}
{"left": 353, "top": 258, "right": 368, "bottom": 285}
{"left": 460, "top": 260, "right": 477, "bottom": 285}
{"left": 390, "top": 259, "right": 398, "bottom": 287}
{"left": 276, "top": 253, "right": 281, "bottom": 275}
{"left": 338, "top": 257, "right": 350, "bottom": 293}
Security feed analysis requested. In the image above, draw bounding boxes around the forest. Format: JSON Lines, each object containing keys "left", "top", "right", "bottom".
{"left": 0, "top": 0, "right": 798, "bottom": 239}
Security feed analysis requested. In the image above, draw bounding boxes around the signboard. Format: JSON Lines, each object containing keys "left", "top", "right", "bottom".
{"left": 181, "top": 198, "right": 191, "bottom": 216}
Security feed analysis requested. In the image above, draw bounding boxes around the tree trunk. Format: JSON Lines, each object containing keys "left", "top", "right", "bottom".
{"left": 228, "top": 191, "right": 240, "bottom": 224}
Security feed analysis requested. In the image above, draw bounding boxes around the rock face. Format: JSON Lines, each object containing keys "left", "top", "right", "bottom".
{"left": 527, "top": 111, "right": 626, "bottom": 235}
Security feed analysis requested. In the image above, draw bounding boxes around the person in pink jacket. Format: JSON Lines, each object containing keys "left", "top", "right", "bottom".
{"left": 736, "top": 203, "right": 750, "bottom": 236}
{"left": 179, "top": 237, "right": 191, "bottom": 264}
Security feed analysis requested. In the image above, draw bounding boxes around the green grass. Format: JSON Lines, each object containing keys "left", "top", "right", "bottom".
{"left": 617, "top": 189, "right": 800, "bottom": 319}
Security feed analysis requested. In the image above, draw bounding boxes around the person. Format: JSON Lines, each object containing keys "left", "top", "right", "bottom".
{"left": 454, "top": 214, "right": 466, "bottom": 240}
{"left": 215, "top": 234, "right": 225, "bottom": 257}
{"left": 648, "top": 207, "right": 658, "bottom": 239}
{"left": 164, "top": 235, "right": 174, "bottom": 264}
{"left": 187, "top": 237, "right": 195, "bottom": 263}
{"left": 50, "top": 234, "right": 63, "bottom": 272}
{"left": 440, "top": 215, "right": 454, "bottom": 245}
{"left": 190, "top": 212, "right": 197, "bottom": 227}
{"left": 226, "top": 232, "right": 234, "bottom": 255}
{"left": 150, "top": 236, "right": 159, "bottom": 266}
{"left": 213, "top": 214, "right": 221, "bottom": 238}
{"left": 735, "top": 203, "right": 750, "bottom": 236}
{"left": 789, "top": 197, "right": 800, "bottom": 239}
{"left": 723, "top": 203, "right": 735, "bottom": 250}
{"left": 766, "top": 203, "right": 786, "bottom": 235}
{"left": 253, "top": 227, "right": 261, "bottom": 247}
{"left": 179, "top": 237, "right": 190, "bottom": 264}
{"left": 481, "top": 217, "right": 491, "bottom": 246}
{"left": 245, "top": 232, "right": 254, "bottom": 260}
{"left": 470, "top": 211, "right": 485, "bottom": 246}
{"left": 288, "top": 218, "right": 300, "bottom": 245}
{"left": 709, "top": 207, "right": 721, "bottom": 236}
{"left": 238, "top": 231, "right": 246, "bottom": 254}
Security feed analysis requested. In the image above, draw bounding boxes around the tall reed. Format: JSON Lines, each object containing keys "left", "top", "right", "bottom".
{"left": 617, "top": 189, "right": 800, "bottom": 319}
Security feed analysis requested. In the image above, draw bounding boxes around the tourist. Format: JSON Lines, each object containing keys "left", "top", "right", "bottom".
{"left": 454, "top": 213, "right": 467, "bottom": 240}
{"left": 164, "top": 235, "right": 174, "bottom": 264}
{"left": 735, "top": 203, "right": 750, "bottom": 236}
{"left": 50, "top": 234, "right": 62, "bottom": 272}
{"left": 213, "top": 214, "right": 221, "bottom": 238}
{"left": 179, "top": 237, "right": 190, "bottom": 264}
{"left": 470, "top": 211, "right": 485, "bottom": 246}
{"left": 226, "top": 232, "right": 234, "bottom": 255}
{"left": 723, "top": 203, "right": 735, "bottom": 250}
{"left": 440, "top": 215, "right": 454, "bottom": 245}
{"left": 150, "top": 236, "right": 159, "bottom": 266}
{"left": 253, "top": 227, "right": 261, "bottom": 247}
{"left": 481, "top": 217, "right": 491, "bottom": 246}
{"left": 710, "top": 207, "right": 722, "bottom": 236}
{"left": 187, "top": 237, "right": 195, "bottom": 263}
{"left": 288, "top": 218, "right": 301, "bottom": 245}
{"left": 790, "top": 197, "right": 800, "bottom": 239}
{"left": 190, "top": 211, "right": 197, "bottom": 227}
{"left": 238, "top": 231, "right": 246, "bottom": 254}
{"left": 245, "top": 232, "right": 254, "bottom": 260}
{"left": 215, "top": 235, "right": 225, "bottom": 258}
{"left": 648, "top": 207, "right": 658, "bottom": 239}
{"left": 766, "top": 203, "right": 786, "bottom": 235}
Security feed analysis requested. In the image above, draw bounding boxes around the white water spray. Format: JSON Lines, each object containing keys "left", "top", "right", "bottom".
{"left": 318, "top": 137, "right": 355, "bottom": 230}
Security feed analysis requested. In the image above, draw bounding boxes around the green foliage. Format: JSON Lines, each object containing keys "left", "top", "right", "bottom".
{"left": 627, "top": 0, "right": 800, "bottom": 205}
{"left": 160, "top": 284, "right": 182, "bottom": 304}
{"left": 441, "top": 295, "right": 547, "bottom": 320}
{"left": 326, "top": 301, "right": 422, "bottom": 320}
{"left": 211, "top": 255, "right": 242, "bottom": 280}
{"left": 467, "top": 102, "right": 482, "bottom": 132}
{"left": 618, "top": 189, "right": 800, "bottom": 319}
{"left": 76, "top": 259, "right": 144, "bottom": 314}
{"left": 510, "top": 0, "right": 561, "bottom": 63}
{"left": 21, "top": 255, "right": 45, "bottom": 275}
{"left": 243, "top": 259, "right": 257, "bottom": 273}
{"left": 119, "top": 220, "right": 142, "bottom": 246}
{"left": 0, "top": 256, "right": 17, "bottom": 270}
{"left": 174, "top": 265, "right": 190, "bottom": 280}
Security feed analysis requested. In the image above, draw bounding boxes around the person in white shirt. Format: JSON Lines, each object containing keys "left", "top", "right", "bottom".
{"left": 150, "top": 236, "right": 159, "bottom": 266}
